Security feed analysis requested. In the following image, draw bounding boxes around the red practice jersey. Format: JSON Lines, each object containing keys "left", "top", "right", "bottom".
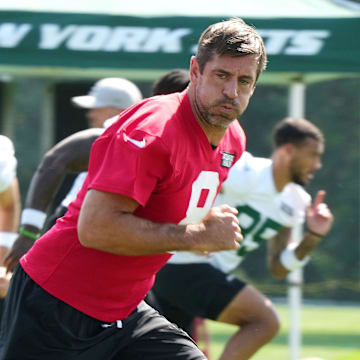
{"left": 21, "top": 91, "right": 246, "bottom": 321}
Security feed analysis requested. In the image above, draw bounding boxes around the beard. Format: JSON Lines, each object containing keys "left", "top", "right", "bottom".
{"left": 289, "top": 160, "right": 310, "bottom": 187}
{"left": 292, "top": 174, "right": 307, "bottom": 187}
{"left": 195, "top": 92, "right": 242, "bottom": 129}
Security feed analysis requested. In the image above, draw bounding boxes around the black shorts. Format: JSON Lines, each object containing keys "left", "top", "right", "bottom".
{"left": 151, "top": 263, "right": 247, "bottom": 335}
{"left": 0, "top": 265, "right": 206, "bottom": 360}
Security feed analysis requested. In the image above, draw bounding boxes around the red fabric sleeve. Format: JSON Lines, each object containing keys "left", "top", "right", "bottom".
{"left": 87, "top": 127, "right": 172, "bottom": 207}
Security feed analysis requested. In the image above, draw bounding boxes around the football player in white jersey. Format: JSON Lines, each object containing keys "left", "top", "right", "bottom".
{"left": 150, "top": 117, "right": 334, "bottom": 360}
{"left": 0, "top": 135, "right": 20, "bottom": 309}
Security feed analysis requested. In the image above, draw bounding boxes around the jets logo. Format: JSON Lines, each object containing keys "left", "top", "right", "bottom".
{"left": 221, "top": 152, "right": 235, "bottom": 168}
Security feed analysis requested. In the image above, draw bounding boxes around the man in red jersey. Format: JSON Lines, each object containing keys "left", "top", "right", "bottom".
{"left": 0, "top": 18, "right": 267, "bottom": 360}
{"left": 3, "top": 70, "right": 190, "bottom": 275}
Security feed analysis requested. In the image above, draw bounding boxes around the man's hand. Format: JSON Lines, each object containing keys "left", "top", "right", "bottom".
{"left": 187, "top": 204, "right": 243, "bottom": 254}
{"left": 306, "top": 190, "right": 334, "bottom": 237}
{"left": 4, "top": 235, "right": 35, "bottom": 273}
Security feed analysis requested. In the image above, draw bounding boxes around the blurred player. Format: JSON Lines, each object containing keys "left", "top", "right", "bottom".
{"left": 0, "top": 135, "right": 20, "bottom": 316}
{"left": 151, "top": 117, "right": 334, "bottom": 360}
{"left": 72, "top": 77, "right": 143, "bottom": 129}
{"left": 47, "top": 77, "right": 143, "bottom": 228}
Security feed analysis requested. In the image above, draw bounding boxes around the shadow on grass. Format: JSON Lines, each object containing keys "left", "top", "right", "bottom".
{"left": 211, "top": 333, "right": 359, "bottom": 348}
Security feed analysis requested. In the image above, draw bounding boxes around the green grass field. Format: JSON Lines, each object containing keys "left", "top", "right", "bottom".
{"left": 207, "top": 303, "right": 360, "bottom": 360}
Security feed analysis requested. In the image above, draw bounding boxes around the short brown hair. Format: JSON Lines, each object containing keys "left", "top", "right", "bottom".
{"left": 196, "top": 18, "right": 267, "bottom": 80}
{"left": 273, "top": 117, "right": 324, "bottom": 148}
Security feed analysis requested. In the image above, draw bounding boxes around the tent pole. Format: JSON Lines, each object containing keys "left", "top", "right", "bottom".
{"left": 287, "top": 80, "right": 306, "bottom": 360}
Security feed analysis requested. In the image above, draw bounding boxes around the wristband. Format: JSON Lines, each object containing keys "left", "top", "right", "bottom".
{"left": 280, "top": 242, "right": 310, "bottom": 272}
{"left": 18, "top": 227, "right": 40, "bottom": 240}
{"left": 20, "top": 208, "right": 47, "bottom": 229}
{"left": 0, "top": 232, "right": 17, "bottom": 248}
{"left": 306, "top": 228, "right": 324, "bottom": 238}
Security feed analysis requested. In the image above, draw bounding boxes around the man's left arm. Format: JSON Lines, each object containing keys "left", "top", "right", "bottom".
{"left": 0, "top": 178, "right": 21, "bottom": 262}
{"left": 0, "top": 178, "right": 21, "bottom": 233}
{"left": 267, "top": 190, "right": 333, "bottom": 279}
{"left": 0, "top": 178, "right": 21, "bottom": 298}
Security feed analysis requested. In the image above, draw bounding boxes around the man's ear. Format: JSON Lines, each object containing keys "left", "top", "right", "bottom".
{"left": 189, "top": 56, "right": 200, "bottom": 85}
{"left": 282, "top": 143, "right": 297, "bottom": 161}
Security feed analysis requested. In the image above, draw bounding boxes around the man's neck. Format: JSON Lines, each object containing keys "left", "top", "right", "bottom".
{"left": 197, "top": 117, "right": 226, "bottom": 146}
{"left": 271, "top": 152, "right": 291, "bottom": 192}
{"left": 187, "top": 86, "right": 227, "bottom": 146}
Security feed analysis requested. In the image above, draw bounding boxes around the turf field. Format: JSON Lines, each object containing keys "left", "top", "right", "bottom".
{"left": 208, "top": 303, "right": 360, "bottom": 360}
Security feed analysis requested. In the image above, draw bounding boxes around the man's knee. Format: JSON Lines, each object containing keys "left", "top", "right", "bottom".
{"left": 216, "top": 285, "right": 281, "bottom": 338}
{"left": 259, "top": 304, "right": 281, "bottom": 341}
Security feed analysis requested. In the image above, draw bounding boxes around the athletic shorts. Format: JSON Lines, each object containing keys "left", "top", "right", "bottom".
{"left": 150, "top": 263, "right": 247, "bottom": 335}
{"left": 0, "top": 265, "right": 206, "bottom": 360}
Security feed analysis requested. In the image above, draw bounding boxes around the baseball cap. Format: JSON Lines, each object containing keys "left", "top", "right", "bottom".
{"left": 71, "top": 78, "right": 143, "bottom": 109}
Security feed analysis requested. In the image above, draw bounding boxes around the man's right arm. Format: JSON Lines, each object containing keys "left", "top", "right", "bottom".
{"left": 78, "top": 189, "right": 243, "bottom": 256}
{"left": 4, "top": 128, "right": 104, "bottom": 272}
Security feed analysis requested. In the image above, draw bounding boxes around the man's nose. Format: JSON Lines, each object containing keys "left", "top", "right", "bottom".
{"left": 223, "top": 79, "right": 238, "bottom": 99}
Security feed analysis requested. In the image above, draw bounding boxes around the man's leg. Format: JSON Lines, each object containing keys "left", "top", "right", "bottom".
{"left": 0, "top": 265, "right": 129, "bottom": 360}
{"left": 152, "top": 263, "right": 280, "bottom": 360}
{"left": 216, "top": 284, "right": 280, "bottom": 360}
{"left": 116, "top": 301, "right": 207, "bottom": 360}
{"left": 147, "top": 288, "right": 211, "bottom": 357}
{"left": 0, "top": 266, "right": 206, "bottom": 360}
{"left": 192, "top": 317, "right": 212, "bottom": 359}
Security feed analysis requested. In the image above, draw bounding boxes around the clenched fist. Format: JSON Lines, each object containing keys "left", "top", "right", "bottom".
{"left": 186, "top": 204, "right": 243, "bottom": 253}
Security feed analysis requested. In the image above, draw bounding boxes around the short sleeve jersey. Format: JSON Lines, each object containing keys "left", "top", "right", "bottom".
{"left": 0, "top": 135, "right": 17, "bottom": 192}
{"left": 21, "top": 91, "right": 246, "bottom": 321}
{"left": 60, "top": 115, "right": 118, "bottom": 207}
{"left": 169, "top": 151, "right": 311, "bottom": 273}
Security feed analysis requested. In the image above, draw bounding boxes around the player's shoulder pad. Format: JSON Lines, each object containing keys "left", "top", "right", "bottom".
{"left": 284, "top": 183, "right": 312, "bottom": 208}
{"left": 224, "top": 152, "right": 268, "bottom": 194}
{"left": 0, "top": 135, "right": 15, "bottom": 155}
{"left": 232, "top": 151, "right": 271, "bottom": 179}
{"left": 0, "top": 136, "right": 17, "bottom": 192}
{"left": 0, "top": 135, "right": 16, "bottom": 172}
